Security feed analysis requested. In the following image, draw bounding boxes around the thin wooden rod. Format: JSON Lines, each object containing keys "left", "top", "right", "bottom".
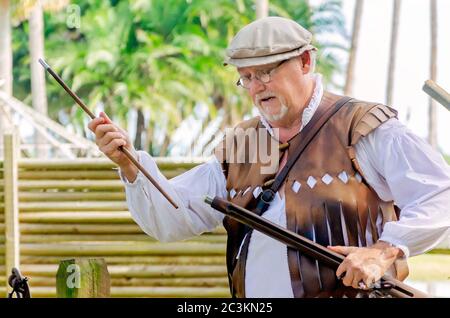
{"left": 39, "top": 58, "right": 178, "bottom": 209}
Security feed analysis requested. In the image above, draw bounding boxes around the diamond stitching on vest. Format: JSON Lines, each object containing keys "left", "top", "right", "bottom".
{"left": 253, "top": 186, "right": 262, "bottom": 198}
{"left": 355, "top": 173, "right": 363, "bottom": 183}
{"left": 291, "top": 180, "right": 301, "bottom": 193}
{"left": 307, "top": 176, "right": 317, "bottom": 188}
{"left": 242, "top": 186, "right": 252, "bottom": 196}
{"left": 230, "top": 189, "right": 237, "bottom": 198}
{"left": 322, "top": 174, "right": 333, "bottom": 185}
{"left": 338, "top": 171, "right": 349, "bottom": 184}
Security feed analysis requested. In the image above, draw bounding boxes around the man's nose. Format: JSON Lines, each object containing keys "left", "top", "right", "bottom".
{"left": 248, "top": 78, "right": 266, "bottom": 95}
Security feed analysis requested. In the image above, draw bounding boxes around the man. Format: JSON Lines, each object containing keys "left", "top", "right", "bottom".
{"left": 88, "top": 17, "right": 450, "bottom": 298}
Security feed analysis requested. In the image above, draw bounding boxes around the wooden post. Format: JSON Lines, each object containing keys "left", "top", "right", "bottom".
{"left": 3, "top": 130, "right": 20, "bottom": 296}
{"left": 56, "top": 258, "right": 110, "bottom": 298}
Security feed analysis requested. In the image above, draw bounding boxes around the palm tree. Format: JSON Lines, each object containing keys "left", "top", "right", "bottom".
{"left": 29, "top": 1, "right": 48, "bottom": 156}
{"left": 10, "top": 0, "right": 346, "bottom": 157}
{"left": 386, "top": 0, "right": 401, "bottom": 107}
{"left": 10, "top": 0, "right": 69, "bottom": 157}
{"left": 428, "top": 0, "right": 437, "bottom": 149}
{"left": 0, "top": 0, "right": 12, "bottom": 96}
{"left": 0, "top": 0, "right": 13, "bottom": 157}
{"left": 344, "top": 0, "right": 364, "bottom": 95}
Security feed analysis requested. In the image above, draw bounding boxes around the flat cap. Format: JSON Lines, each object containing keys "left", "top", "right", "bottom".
{"left": 224, "top": 16, "right": 317, "bottom": 68}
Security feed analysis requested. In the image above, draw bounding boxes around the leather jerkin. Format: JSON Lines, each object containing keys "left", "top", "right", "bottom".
{"left": 215, "top": 91, "right": 409, "bottom": 298}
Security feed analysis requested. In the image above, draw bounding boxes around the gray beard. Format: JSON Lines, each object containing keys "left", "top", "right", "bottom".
{"left": 257, "top": 103, "right": 289, "bottom": 122}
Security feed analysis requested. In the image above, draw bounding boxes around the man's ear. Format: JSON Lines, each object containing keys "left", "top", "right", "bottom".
{"left": 300, "top": 52, "right": 311, "bottom": 74}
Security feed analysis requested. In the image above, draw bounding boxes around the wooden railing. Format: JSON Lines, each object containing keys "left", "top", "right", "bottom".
{"left": 0, "top": 131, "right": 229, "bottom": 297}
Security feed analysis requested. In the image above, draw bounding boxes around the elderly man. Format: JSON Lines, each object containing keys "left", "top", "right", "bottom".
{"left": 88, "top": 17, "right": 450, "bottom": 298}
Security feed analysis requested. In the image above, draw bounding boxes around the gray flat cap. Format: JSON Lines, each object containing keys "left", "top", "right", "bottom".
{"left": 224, "top": 16, "right": 317, "bottom": 68}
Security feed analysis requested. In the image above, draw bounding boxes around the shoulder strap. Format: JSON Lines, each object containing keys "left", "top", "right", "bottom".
{"left": 254, "top": 96, "right": 353, "bottom": 215}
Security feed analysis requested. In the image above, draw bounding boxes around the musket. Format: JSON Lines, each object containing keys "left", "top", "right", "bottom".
{"left": 204, "top": 195, "right": 429, "bottom": 298}
{"left": 39, "top": 58, "right": 178, "bottom": 209}
{"left": 423, "top": 80, "right": 450, "bottom": 111}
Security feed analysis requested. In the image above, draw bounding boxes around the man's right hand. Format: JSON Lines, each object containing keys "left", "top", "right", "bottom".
{"left": 88, "top": 112, "right": 138, "bottom": 182}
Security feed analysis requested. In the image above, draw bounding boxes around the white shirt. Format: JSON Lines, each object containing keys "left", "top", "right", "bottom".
{"left": 120, "top": 75, "right": 450, "bottom": 298}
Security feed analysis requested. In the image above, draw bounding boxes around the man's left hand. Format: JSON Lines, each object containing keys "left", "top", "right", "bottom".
{"left": 328, "top": 241, "right": 403, "bottom": 289}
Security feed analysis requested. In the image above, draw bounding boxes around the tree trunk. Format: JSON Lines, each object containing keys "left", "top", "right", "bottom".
{"left": 386, "top": 0, "right": 401, "bottom": 106}
{"left": 145, "top": 121, "right": 154, "bottom": 156}
{"left": 134, "top": 108, "right": 145, "bottom": 150}
{"left": 159, "top": 134, "right": 171, "bottom": 157}
{"left": 29, "top": 2, "right": 49, "bottom": 157}
{"left": 0, "top": 0, "right": 12, "bottom": 95}
{"left": 344, "top": 0, "right": 364, "bottom": 96}
{"left": 255, "top": 0, "right": 269, "bottom": 19}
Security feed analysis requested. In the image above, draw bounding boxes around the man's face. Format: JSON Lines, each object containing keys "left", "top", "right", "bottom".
{"left": 237, "top": 53, "right": 313, "bottom": 126}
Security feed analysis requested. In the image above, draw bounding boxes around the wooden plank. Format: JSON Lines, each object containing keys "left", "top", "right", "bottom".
{"left": 11, "top": 286, "right": 230, "bottom": 298}
{"left": 20, "top": 255, "right": 226, "bottom": 265}
{"left": 18, "top": 157, "right": 205, "bottom": 170}
{"left": 3, "top": 132, "right": 20, "bottom": 294}
{"left": 20, "top": 234, "right": 157, "bottom": 243}
{"left": 20, "top": 223, "right": 143, "bottom": 234}
{"left": 111, "top": 286, "right": 230, "bottom": 298}
{"left": 21, "top": 242, "right": 226, "bottom": 256}
{"left": 110, "top": 277, "right": 229, "bottom": 287}
{"left": 22, "top": 264, "right": 227, "bottom": 278}
{"left": 19, "top": 170, "right": 120, "bottom": 180}
{"left": 19, "top": 191, "right": 125, "bottom": 202}
{"left": 23, "top": 276, "right": 228, "bottom": 287}
{"left": 19, "top": 201, "right": 129, "bottom": 212}
{"left": 20, "top": 234, "right": 227, "bottom": 243}
{"left": 19, "top": 212, "right": 134, "bottom": 223}
{"left": 18, "top": 179, "right": 125, "bottom": 190}
{"left": 19, "top": 159, "right": 116, "bottom": 170}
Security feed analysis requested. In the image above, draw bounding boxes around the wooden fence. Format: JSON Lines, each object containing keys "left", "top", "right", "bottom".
{"left": 0, "top": 131, "right": 229, "bottom": 297}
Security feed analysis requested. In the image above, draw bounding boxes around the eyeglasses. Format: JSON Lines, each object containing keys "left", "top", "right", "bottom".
{"left": 236, "top": 59, "right": 290, "bottom": 89}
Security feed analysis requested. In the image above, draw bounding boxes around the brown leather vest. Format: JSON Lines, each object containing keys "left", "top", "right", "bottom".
{"left": 216, "top": 92, "right": 409, "bottom": 298}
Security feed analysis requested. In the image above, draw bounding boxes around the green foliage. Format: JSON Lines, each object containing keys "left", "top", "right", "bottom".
{"left": 445, "top": 154, "right": 450, "bottom": 165}
{"left": 12, "top": 0, "right": 346, "bottom": 155}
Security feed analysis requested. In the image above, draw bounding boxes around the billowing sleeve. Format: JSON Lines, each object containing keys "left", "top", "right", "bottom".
{"left": 119, "top": 151, "right": 227, "bottom": 242}
{"left": 355, "top": 118, "right": 450, "bottom": 257}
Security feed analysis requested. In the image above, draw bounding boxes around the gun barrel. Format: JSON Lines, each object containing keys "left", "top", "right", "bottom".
{"left": 423, "top": 80, "right": 450, "bottom": 111}
{"left": 205, "top": 195, "right": 428, "bottom": 298}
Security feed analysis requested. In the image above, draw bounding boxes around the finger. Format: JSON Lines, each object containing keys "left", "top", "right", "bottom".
{"left": 100, "top": 138, "right": 126, "bottom": 157}
{"left": 342, "top": 269, "right": 354, "bottom": 287}
{"left": 100, "top": 111, "right": 113, "bottom": 124}
{"left": 328, "top": 246, "right": 358, "bottom": 256}
{"left": 352, "top": 272, "right": 364, "bottom": 289}
{"left": 98, "top": 113, "right": 130, "bottom": 145}
{"left": 95, "top": 124, "right": 118, "bottom": 140}
{"left": 364, "top": 275, "right": 375, "bottom": 289}
{"left": 335, "top": 261, "right": 347, "bottom": 279}
{"left": 98, "top": 131, "right": 126, "bottom": 148}
{"left": 88, "top": 117, "right": 105, "bottom": 133}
